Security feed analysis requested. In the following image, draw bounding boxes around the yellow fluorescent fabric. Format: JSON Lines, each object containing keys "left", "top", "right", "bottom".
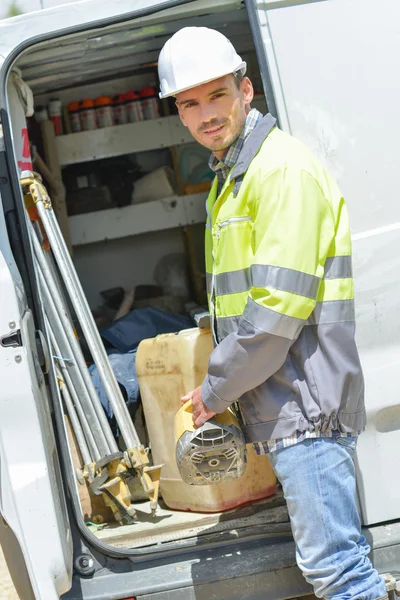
{"left": 317, "top": 278, "right": 354, "bottom": 302}
{"left": 205, "top": 127, "right": 354, "bottom": 334}
{"left": 216, "top": 288, "right": 316, "bottom": 320}
{"left": 200, "top": 117, "right": 365, "bottom": 440}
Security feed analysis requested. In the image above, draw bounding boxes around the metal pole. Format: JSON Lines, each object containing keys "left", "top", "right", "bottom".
{"left": 39, "top": 205, "right": 140, "bottom": 449}
{"left": 31, "top": 224, "right": 117, "bottom": 454}
{"left": 38, "top": 264, "right": 111, "bottom": 456}
{"left": 44, "top": 250, "right": 74, "bottom": 323}
{"left": 56, "top": 367, "right": 92, "bottom": 467}
{"left": 48, "top": 323, "right": 100, "bottom": 462}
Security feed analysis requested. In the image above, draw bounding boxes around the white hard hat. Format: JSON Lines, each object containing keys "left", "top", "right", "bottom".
{"left": 158, "top": 27, "right": 247, "bottom": 99}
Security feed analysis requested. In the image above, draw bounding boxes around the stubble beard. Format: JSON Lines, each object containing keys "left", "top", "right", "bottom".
{"left": 211, "top": 113, "right": 246, "bottom": 154}
{"left": 200, "top": 123, "right": 243, "bottom": 153}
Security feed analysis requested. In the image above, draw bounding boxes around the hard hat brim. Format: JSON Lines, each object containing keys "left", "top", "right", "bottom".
{"left": 159, "top": 63, "right": 247, "bottom": 99}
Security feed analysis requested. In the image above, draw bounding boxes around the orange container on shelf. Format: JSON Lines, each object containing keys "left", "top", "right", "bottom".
{"left": 67, "top": 101, "right": 82, "bottom": 133}
{"left": 113, "top": 94, "right": 128, "bottom": 125}
{"left": 94, "top": 96, "right": 114, "bottom": 128}
{"left": 125, "top": 91, "right": 144, "bottom": 123}
{"left": 80, "top": 98, "right": 97, "bottom": 131}
{"left": 140, "top": 86, "right": 160, "bottom": 120}
{"left": 136, "top": 327, "right": 277, "bottom": 513}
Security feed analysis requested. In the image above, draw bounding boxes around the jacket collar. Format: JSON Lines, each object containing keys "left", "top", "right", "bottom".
{"left": 231, "top": 113, "right": 276, "bottom": 195}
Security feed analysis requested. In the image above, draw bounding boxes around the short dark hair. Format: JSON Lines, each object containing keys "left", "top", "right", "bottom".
{"left": 233, "top": 70, "right": 244, "bottom": 89}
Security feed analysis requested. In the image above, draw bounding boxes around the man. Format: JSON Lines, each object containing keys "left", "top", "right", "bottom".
{"left": 158, "top": 27, "right": 387, "bottom": 600}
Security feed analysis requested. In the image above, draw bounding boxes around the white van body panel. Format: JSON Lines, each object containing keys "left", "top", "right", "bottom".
{"left": 253, "top": 0, "right": 400, "bottom": 524}
{"left": 0, "top": 0, "right": 229, "bottom": 66}
{"left": 0, "top": 249, "right": 72, "bottom": 598}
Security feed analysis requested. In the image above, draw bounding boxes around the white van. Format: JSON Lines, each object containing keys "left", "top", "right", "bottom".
{"left": 0, "top": 0, "right": 399, "bottom": 598}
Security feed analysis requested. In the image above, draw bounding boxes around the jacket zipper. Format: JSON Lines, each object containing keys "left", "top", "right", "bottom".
{"left": 210, "top": 216, "right": 253, "bottom": 343}
{"left": 216, "top": 215, "right": 253, "bottom": 239}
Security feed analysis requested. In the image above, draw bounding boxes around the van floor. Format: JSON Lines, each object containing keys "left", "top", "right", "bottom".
{"left": 89, "top": 493, "right": 289, "bottom": 549}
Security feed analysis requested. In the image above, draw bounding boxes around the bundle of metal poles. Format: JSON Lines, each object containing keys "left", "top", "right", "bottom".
{"left": 21, "top": 171, "right": 162, "bottom": 523}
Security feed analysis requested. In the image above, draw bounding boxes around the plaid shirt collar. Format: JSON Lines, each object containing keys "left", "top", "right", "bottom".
{"left": 208, "top": 108, "right": 263, "bottom": 191}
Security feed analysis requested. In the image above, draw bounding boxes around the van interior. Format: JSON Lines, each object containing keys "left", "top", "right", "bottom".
{"left": 9, "top": 0, "right": 290, "bottom": 553}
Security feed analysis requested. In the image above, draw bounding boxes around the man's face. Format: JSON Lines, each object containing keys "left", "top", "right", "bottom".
{"left": 175, "top": 74, "right": 254, "bottom": 159}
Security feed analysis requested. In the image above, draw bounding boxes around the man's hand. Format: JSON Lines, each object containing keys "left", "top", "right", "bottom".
{"left": 181, "top": 385, "right": 216, "bottom": 428}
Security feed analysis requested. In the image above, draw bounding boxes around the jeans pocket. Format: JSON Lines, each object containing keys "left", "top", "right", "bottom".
{"left": 336, "top": 436, "right": 357, "bottom": 452}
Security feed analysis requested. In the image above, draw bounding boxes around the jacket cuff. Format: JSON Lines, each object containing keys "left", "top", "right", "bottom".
{"left": 201, "top": 377, "right": 231, "bottom": 414}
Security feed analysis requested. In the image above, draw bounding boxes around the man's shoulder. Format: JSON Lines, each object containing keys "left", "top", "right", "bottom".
{"left": 263, "top": 127, "right": 315, "bottom": 163}
{"left": 256, "top": 127, "right": 332, "bottom": 183}
{"left": 250, "top": 127, "right": 342, "bottom": 204}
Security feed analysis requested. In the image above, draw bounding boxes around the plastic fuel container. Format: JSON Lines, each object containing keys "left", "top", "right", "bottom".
{"left": 136, "top": 327, "right": 277, "bottom": 512}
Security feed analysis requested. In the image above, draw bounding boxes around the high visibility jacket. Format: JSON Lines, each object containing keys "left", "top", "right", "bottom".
{"left": 201, "top": 114, "right": 366, "bottom": 443}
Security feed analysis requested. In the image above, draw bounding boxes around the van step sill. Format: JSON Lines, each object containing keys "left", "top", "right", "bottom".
{"left": 90, "top": 494, "right": 289, "bottom": 549}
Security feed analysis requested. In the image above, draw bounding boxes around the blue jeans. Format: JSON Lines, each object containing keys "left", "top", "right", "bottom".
{"left": 268, "top": 437, "right": 386, "bottom": 600}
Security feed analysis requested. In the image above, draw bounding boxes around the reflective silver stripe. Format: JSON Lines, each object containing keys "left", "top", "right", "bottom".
{"left": 252, "top": 264, "right": 320, "bottom": 299}
{"left": 242, "top": 297, "right": 304, "bottom": 340}
{"left": 215, "top": 268, "right": 251, "bottom": 295}
{"left": 306, "top": 299, "right": 355, "bottom": 326}
{"left": 206, "top": 272, "right": 212, "bottom": 295}
{"left": 213, "top": 264, "right": 320, "bottom": 299}
{"left": 324, "top": 256, "right": 352, "bottom": 279}
{"left": 216, "top": 299, "right": 355, "bottom": 337}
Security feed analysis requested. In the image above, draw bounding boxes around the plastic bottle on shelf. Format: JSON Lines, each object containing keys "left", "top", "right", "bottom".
{"left": 48, "top": 98, "right": 63, "bottom": 135}
{"left": 34, "top": 106, "right": 49, "bottom": 123}
{"left": 94, "top": 96, "right": 114, "bottom": 128}
{"left": 125, "top": 91, "right": 144, "bottom": 123}
{"left": 113, "top": 94, "right": 128, "bottom": 125}
{"left": 80, "top": 99, "right": 97, "bottom": 131}
{"left": 140, "top": 87, "right": 160, "bottom": 120}
{"left": 67, "top": 101, "right": 82, "bottom": 133}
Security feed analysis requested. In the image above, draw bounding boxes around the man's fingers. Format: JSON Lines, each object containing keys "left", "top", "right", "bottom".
{"left": 192, "top": 407, "right": 201, "bottom": 421}
{"left": 194, "top": 414, "right": 206, "bottom": 428}
{"left": 181, "top": 392, "right": 193, "bottom": 403}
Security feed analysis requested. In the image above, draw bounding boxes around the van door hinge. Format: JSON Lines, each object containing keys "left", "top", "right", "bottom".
{"left": 1, "top": 329, "right": 22, "bottom": 348}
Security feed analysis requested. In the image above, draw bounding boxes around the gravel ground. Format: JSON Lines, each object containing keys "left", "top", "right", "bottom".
{"left": 0, "top": 545, "right": 19, "bottom": 600}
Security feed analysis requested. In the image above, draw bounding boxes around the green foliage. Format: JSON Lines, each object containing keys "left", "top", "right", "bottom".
{"left": 5, "top": 1, "right": 23, "bottom": 18}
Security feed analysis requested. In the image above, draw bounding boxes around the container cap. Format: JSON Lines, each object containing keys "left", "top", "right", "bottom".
{"left": 94, "top": 96, "right": 113, "bottom": 106}
{"left": 124, "top": 91, "right": 140, "bottom": 101}
{"left": 68, "top": 101, "right": 80, "bottom": 111}
{"left": 140, "top": 87, "right": 157, "bottom": 97}
{"left": 80, "top": 98, "right": 94, "bottom": 108}
{"left": 113, "top": 94, "right": 126, "bottom": 104}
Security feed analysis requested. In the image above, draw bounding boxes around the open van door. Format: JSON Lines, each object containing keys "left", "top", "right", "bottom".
{"left": 0, "top": 233, "right": 73, "bottom": 600}
{"left": 0, "top": 139, "right": 73, "bottom": 596}
{"left": 0, "top": 251, "right": 73, "bottom": 600}
{"left": 0, "top": 27, "right": 74, "bottom": 599}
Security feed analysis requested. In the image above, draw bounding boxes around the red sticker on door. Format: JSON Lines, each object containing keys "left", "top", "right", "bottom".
{"left": 17, "top": 128, "right": 33, "bottom": 171}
